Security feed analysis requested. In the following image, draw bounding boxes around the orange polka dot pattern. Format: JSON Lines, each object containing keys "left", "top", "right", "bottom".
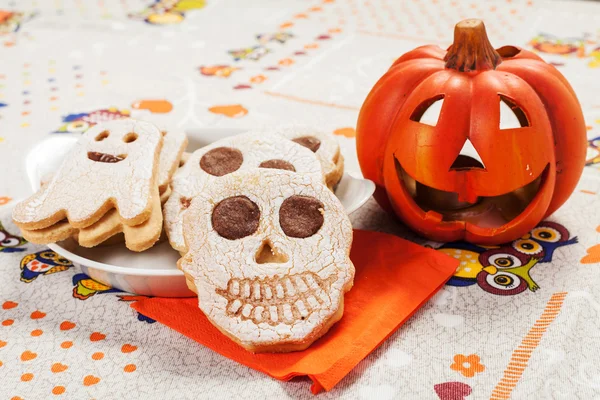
{"left": 1, "top": 301, "right": 139, "bottom": 397}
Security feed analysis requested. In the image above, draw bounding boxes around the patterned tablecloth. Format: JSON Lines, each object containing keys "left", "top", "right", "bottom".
{"left": 0, "top": 0, "right": 599, "bottom": 398}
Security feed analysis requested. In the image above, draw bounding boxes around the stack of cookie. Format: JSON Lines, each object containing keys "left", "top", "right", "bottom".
{"left": 166, "top": 125, "right": 354, "bottom": 352}
{"left": 14, "top": 120, "right": 355, "bottom": 353}
{"left": 163, "top": 126, "right": 344, "bottom": 254}
{"left": 13, "top": 119, "right": 187, "bottom": 252}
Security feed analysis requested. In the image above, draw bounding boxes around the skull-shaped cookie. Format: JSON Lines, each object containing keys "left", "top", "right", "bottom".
{"left": 164, "top": 131, "right": 325, "bottom": 253}
{"left": 267, "top": 124, "right": 344, "bottom": 189}
{"left": 13, "top": 119, "right": 162, "bottom": 230}
{"left": 179, "top": 169, "right": 354, "bottom": 353}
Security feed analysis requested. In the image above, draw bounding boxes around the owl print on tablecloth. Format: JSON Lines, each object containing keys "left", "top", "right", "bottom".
{"left": 529, "top": 33, "right": 586, "bottom": 57}
{"left": 72, "top": 273, "right": 120, "bottom": 300}
{"left": 20, "top": 250, "right": 73, "bottom": 283}
{"left": 0, "top": 221, "right": 27, "bottom": 253}
{"left": 0, "top": 9, "right": 35, "bottom": 35}
{"left": 586, "top": 135, "right": 600, "bottom": 167}
{"left": 128, "top": 0, "right": 206, "bottom": 25}
{"left": 199, "top": 65, "right": 239, "bottom": 78}
{"left": 528, "top": 32, "right": 600, "bottom": 68}
{"left": 256, "top": 32, "right": 294, "bottom": 45}
{"left": 72, "top": 273, "right": 156, "bottom": 323}
{"left": 440, "top": 221, "right": 577, "bottom": 296}
{"left": 228, "top": 46, "right": 270, "bottom": 62}
{"left": 53, "top": 108, "right": 130, "bottom": 134}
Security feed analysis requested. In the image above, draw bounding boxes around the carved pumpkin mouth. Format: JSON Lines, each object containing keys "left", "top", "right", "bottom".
{"left": 394, "top": 156, "right": 549, "bottom": 229}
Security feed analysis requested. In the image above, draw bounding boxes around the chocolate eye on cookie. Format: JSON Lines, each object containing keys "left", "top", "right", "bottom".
{"left": 212, "top": 196, "right": 260, "bottom": 240}
{"left": 200, "top": 147, "right": 244, "bottom": 177}
{"left": 258, "top": 159, "right": 296, "bottom": 172}
{"left": 292, "top": 136, "right": 321, "bottom": 153}
{"left": 279, "top": 195, "right": 324, "bottom": 238}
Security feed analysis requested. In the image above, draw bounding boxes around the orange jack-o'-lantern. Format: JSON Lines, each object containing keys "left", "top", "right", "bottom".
{"left": 356, "top": 19, "right": 586, "bottom": 244}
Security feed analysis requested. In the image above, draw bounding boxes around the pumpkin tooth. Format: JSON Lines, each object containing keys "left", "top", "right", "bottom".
{"left": 457, "top": 188, "right": 479, "bottom": 204}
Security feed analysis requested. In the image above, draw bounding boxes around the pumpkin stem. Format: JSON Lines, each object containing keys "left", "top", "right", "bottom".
{"left": 444, "top": 19, "right": 502, "bottom": 72}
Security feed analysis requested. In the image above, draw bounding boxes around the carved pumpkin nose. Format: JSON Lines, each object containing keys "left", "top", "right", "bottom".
{"left": 450, "top": 138, "right": 486, "bottom": 171}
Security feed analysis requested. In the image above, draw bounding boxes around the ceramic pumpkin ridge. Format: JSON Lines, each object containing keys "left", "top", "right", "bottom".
{"left": 356, "top": 19, "right": 586, "bottom": 245}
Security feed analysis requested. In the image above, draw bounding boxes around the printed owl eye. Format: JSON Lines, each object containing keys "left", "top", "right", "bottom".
{"left": 487, "top": 252, "right": 522, "bottom": 269}
{"left": 410, "top": 95, "right": 444, "bottom": 127}
{"left": 279, "top": 195, "right": 324, "bottom": 238}
{"left": 67, "top": 121, "right": 90, "bottom": 133}
{"left": 1, "top": 237, "right": 19, "bottom": 247}
{"left": 40, "top": 251, "right": 55, "bottom": 259}
{"left": 499, "top": 95, "right": 529, "bottom": 129}
{"left": 479, "top": 270, "right": 527, "bottom": 295}
{"left": 57, "top": 257, "right": 71, "bottom": 265}
{"left": 512, "top": 239, "right": 543, "bottom": 255}
{"left": 531, "top": 226, "right": 561, "bottom": 243}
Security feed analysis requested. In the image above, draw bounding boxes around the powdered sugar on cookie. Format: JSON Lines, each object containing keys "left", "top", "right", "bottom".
{"left": 164, "top": 131, "right": 325, "bottom": 253}
{"left": 179, "top": 169, "right": 354, "bottom": 352}
{"left": 13, "top": 119, "right": 162, "bottom": 229}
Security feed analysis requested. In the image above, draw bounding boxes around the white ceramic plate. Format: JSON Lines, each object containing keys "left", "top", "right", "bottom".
{"left": 24, "top": 129, "right": 375, "bottom": 297}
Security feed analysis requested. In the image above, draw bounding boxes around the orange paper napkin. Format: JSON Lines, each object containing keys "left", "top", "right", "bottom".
{"left": 131, "top": 229, "right": 458, "bottom": 394}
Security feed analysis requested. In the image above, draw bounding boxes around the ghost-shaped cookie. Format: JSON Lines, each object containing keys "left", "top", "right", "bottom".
{"left": 164, "top": 131, "right": 325, "bottom": 253}
{"left": 13, "top": 119, "right": 162, "bottom": 230}
{"left": 179, "top": 169, "right": 354, "bottom": 353}
{"left": 156, "top": 128, "right": 188, "bottom": 194}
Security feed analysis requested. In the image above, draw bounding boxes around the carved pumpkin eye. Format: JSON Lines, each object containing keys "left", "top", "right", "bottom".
{"left": 499, "top": 95, "right": 529, "bottom": 129}
{"left": 410, "top": 95, "right": 444, "bottom": 127}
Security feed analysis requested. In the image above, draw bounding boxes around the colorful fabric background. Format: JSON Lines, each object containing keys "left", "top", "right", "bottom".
{"left": 0, "top": 0, "right": 599, "bottom": 398}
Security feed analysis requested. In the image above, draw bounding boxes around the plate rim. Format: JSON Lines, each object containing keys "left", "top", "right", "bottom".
{"left": 48, "top": 241, "right": 185, "bottom": 277}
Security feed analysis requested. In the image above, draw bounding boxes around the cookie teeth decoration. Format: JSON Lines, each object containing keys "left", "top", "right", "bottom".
{"left": 178, "top": 169, "right": 354, "bottom": 353}
{"left": 164, "top": 131, "right": 325, "bottom": 253}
